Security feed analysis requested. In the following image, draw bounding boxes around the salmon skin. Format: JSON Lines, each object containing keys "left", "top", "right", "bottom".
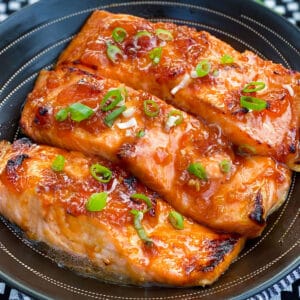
{"left": 0, "top": 138, "right": 245, "bottom": 286}
{"left": 57, "top": 10, "right": 300, "bottom": 171}
{"left": 20, "top": 67, "right": 292, "bottom": 237}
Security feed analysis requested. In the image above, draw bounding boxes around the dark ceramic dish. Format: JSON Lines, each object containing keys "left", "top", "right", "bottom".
{"left": 0, "top": 0, "right": 299, "bottom": 299}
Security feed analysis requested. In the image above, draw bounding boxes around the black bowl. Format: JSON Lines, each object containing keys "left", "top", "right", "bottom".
{"left": 0, "top": 0, "right": 299, "bottom": 299}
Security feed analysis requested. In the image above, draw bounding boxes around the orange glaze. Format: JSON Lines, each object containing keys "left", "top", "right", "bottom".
{"left": 57, "top": 10, "right": 300, "bottom": 170}
{"left": 0, "top": 139, "right": 245, "bottom": 286}
{"left": 20, "top": 67, "right": 292, "bottom": 237}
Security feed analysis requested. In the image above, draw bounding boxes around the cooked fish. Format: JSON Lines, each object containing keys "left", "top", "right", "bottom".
{"left": 0, "top": 138, "right": 245, "bottom": 286}
{"left": 20, "top": 67, "right": 292, "bottom": 237}
{"left": 57, "top": 10, "right": 300, "bottom": 170}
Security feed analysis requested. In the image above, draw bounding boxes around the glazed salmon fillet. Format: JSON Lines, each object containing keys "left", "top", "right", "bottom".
{"left": 0, "top": 138, "right": 245, "bottom": 286}
{"left": 57, "top": 10, "right": 300, "bottom": 170}
{"left": 20, "top": 67, "right": 292, "bottom": 237}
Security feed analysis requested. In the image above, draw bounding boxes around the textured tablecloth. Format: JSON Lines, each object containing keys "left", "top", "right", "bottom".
{"left": 0, "top": 0, "right": 299, "bottom": 299}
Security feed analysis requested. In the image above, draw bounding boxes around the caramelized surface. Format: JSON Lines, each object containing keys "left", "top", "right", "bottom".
{"left": 0, "top": 139, "right": 245, "bottom": 286}
{"left": 20, "top": 67, "right": 292, "bottom": 237}
{"left": 57, "top": 10, "right": 300, "bottom": 170}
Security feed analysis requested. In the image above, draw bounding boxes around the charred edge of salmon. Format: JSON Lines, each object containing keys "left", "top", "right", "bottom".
{"left": 6, "top": 154, "right": 29, "bottom": 170}
{"left": 63, "top": 65, "right": 98, "bottom": 77}
{"left": 5, "top": 153, "right": 30, "bottom": 185}
{"left": 288, "top": 136, "right": 300, "bottom": 171}
{"left": 14, "top": 137, "right": 33, "bottom": 147}
{"left": 58, "top": 63, "right": 99, "bottom": 78}
{"left": 123, "top": 176, "right": 137, "bottom": 192}
{"left": 33, "top": 106, "right": 50, "bottom": 126}
{"left": 199, "top": 235, "right": 241, "bottom": 273}
{"left": 248, "top": 190, "right": 265, "bottom": 226}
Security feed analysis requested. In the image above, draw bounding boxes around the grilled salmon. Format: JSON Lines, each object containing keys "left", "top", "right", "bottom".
{"left": 0, "top": 138, "right": 245, "bottom": 286}
{"left": 57, "top": 10, "right": 300, "bottom": 170}
{"left": 20, "top": 67, "right": 292, "bottom": 237}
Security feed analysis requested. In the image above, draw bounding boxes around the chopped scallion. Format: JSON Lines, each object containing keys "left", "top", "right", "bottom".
{"left": 134, "top": 30, "right": 152, "bottom": 39}
{"left": 240, "top": 96, "right": 267, "bottom": 111}
{"left": 212, "top": 70, "right": 219, "bottom": 77}
{"left": 221, "top": 54, "right": 234, "bottom": 64}
{"left": 68, "top": 103, "right": 94, "bottom": 122}
{"left": 130, "top": 209, "right": 153, "bottom": 245}
{"left": 167, "top": 110, "right": 183, "bottom": 126}
{"left": 55, "top": 108, "right": 69, "bottom": 122}
{"left": 100, "top": 89, "right": 124, "bottom": 111}
{"left": 219, "top": 159, "right": 231, "bottom": 173}
{"left": 149, "top": 47, "right": 162, "bottom": 65}
{"left": 130, "top": 193, "right": 152, "bottom": 210}
{"left": 187, "top": 162, "right": 207, "bottom": 180}
{"left": 238, "top": 144, "right": 257, "bottom": 155}
{"left": 137, "top": 129, "right": 145, "bottom": 138}
{"left": 242, "top": 81, "right": 266, "bottom": 93}
{"left": 106, "top": 43, "right": 123, "bottom": 63}
{"left": 155, "top": 28, "right": 173, "bottom": 41}
{"left": 143, "top": 100, "right": 160, "bottom": 117}
{"left": 86, "top": 192, "right": 107, "bottom": 212}
{"left": 90, "top": 163, "right": 112, "bottom": 183}
{"left": 195, "top": 60, "right": 211, "bottom": 77}
{"left": 168, "top": 211, "right": 184, "bottom": 230}
{"left": 112, "top": 27, "right": 127, "bottom": 43}
{"left": 51, "top": 155, "right": 65, "bottom": 172}
{"left": 104, "top": 106, "right": 127, "bottom": 127}
{"left": 119, "top": 86, "right": 128, "bottom": 99}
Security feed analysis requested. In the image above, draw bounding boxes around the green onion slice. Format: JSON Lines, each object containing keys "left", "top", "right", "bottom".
{"left": 238, "top": 144, "right": 257, "bottom": 155}
{"left": 119, "top": 86, "right": 128, "bottom": 99}
{"left": 155, "top": 28, "right": 173, "bottom": 41}
{"left": 167, "top": 110, "right": 183, "bottom": 126}
{"left": 221, "top": 54, "right": 234, "bottom": 64}
{"left": 136, "top": 129, "right": 145, "bottom": 138}
{"left": 143, "top": 100, "right": 160, "bottom": 117}
{"left": 106, "top": 43, "right": 123, "bottom": 63}
{"left": 112, "top": 27, "right": 127, "bottom": 43}
{"left": 212, "top": 70, "right": 219, "bottom": 77}
{"left": 100, "top": 89, "right": 124, "bottom": 111}
{"left": 242, "top": 81, "right": 266, "bottom": 93}
{"left": 55, "top": 104, "right": 94, "bottom": 123}
{"left": 168, "top": 211, "right": 184, "bottom": 230}
{"left": 240, "top": 96, "right": 267, "bottom": 111}
{"left": 149, "top": 47, "right": 162, "bottom": 65}
{"left": 68, "top": 103, "right": 94, "bottom": 122}
{"left": 55, "top": 108, "right": 69, "bottom": 122}
{"left": 219, "top": 159, "right": 231, "bottom": 173}
{"left": 104, "top": 106, "right": 127, "bottom": 127}
{"left": 130, "top": 193, "right": 152, "bottom": 209}
{"left": 90, "top": 163, "right": 112, "bottom": 183}
{"left": 187, "top": 162, "right": 208, "bottom": 180}
{"left": 134, "top": 30, "right": 152, "bottom": 39}
{"left": 195, "top": 60, "right": 211, "bottom": 77}
{"left": 86, "top": 192, "right": 107, "bottom": 212}
{"left": 51, "top": 155, "right": 65, "bottom": 172}
{"left": 130, "top": 209, "right": 153, "bottom": 245}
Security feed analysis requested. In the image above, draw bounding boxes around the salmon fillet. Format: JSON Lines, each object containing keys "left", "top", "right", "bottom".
{"left": 0, "top": 138, "right": 245, "bottom": 286}
{"left": 57, "top": 10, "right": 300, "bottom": 170}
{"left": 20, "top": 67, "right": 292, "bottom": 237}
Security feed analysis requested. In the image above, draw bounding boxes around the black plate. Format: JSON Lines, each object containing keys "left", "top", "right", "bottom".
{"left": 0, "top": 0, "right": 299, "bottom": 299}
